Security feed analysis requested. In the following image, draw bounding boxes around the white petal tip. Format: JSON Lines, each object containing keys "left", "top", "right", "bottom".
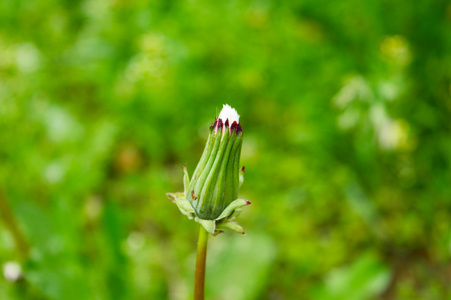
{"left": 219, "top": 104, "right": 240, "bottom": 124}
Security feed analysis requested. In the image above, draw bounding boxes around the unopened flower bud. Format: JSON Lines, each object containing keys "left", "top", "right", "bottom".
{"left": 187, "top": 105, "right": 243, "bottom": 219}
{"left": 167, "top": 104, "right": 250, "bottom": 235}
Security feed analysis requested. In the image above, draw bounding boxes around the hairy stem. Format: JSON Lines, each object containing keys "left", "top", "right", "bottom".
{"left": 194, "top": 226, "right": 209, "bottom": 300}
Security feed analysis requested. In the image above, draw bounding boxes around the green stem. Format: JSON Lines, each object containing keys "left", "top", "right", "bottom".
{"left": 194, "top": 225, "right": 209, "bottom": 300}
{"left": 0, "top": 190, "right": 29, "bottom": 260}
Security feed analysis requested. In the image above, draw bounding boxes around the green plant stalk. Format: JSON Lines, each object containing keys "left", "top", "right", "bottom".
{"left": 0, "top": 190, "right": 29, "bottom": 260}
{"left": 194, "top": 225, "right": 209, "bottom": 300}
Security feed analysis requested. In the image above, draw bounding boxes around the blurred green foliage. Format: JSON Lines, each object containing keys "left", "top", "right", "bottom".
{"left": 0, "top": 0, "right": 450, "bottom": 299}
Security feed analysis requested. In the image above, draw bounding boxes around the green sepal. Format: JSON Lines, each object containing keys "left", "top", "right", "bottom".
{"left": 229, "top": 207, "right": 243, "bottom": 219}
{"left": 175, "top": 198, "right": 195, "bottom": 214}
{"left": 183, "top": 163, "right": 190, "bottom": 192}
{"left": 168, "top": 192, "right": 251, "bottom": 235}
{"left": 167, "top": 193, "right": 196, "bottom": 219}
{"left": 166, "top": 192, "right": 184, "bottom": 201}
{"left": 216, "top": 221, "right": 245, "bottom": 234}
{"left": 195, "top": 218, "right": 216, "bottom": 234}
{"left": 239, "top": 166, "right": 245, "bottom": 188}
{"left": 216, "top": 199, "right": 250, "bottom": 221}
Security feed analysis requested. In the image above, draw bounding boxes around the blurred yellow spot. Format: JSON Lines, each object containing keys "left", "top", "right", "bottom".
{"left": 380, "top": 35, "right": 411, "bottom": 66}
{"left": 85, "top": 195, "right": 103, "bottom": 221}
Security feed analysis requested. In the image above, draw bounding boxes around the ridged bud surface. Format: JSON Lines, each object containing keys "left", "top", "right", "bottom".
{"left": 186, "top": 111, "right": 243, "bottom": 220}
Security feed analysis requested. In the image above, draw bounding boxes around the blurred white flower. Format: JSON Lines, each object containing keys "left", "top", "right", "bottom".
{"left": 3, "top": 261, "right": 22, "bottom": 282}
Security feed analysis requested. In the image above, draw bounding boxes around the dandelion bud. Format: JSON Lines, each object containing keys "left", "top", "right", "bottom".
{"left": 187, "top": 105, "right": 243, "bottom": 219}
{"left": 167, "top": 104, "right": 250, "bottom": 235}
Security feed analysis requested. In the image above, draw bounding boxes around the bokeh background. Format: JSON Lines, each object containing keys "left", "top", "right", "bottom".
{"left": 1, "top": 0, "right": 450, "bottom": 299}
